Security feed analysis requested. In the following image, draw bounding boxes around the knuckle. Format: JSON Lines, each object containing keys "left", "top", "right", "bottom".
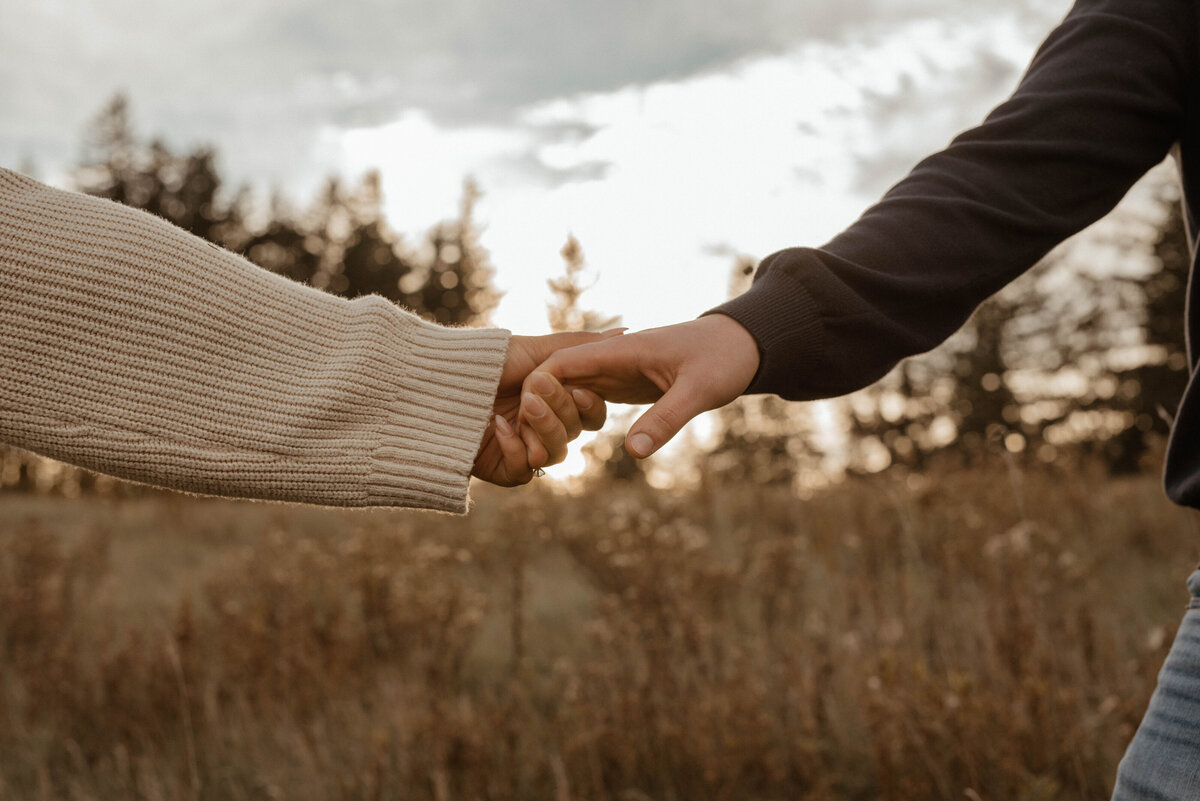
{"left": 549, "top": 386, "right": 576, "bottom": 415}
{"left": 532, "top": 413, "right": 565, "bottom": 438}
{"left": 529, "top": 446, "right": 548, "bottom": 469}
{"left": 539, "top": 354, "right": 564, "bottom": 375}
{"left": 650, "top": 405, "right": 683, "bottom": 434}
{"left": 583, "top": 406, "right": 608, "bottom": 431}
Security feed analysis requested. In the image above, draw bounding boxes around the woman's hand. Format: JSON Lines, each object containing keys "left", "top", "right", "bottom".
{"left": 524, "top": 315, "right": 760, "bottom": 459}
{"left": 472, "top": 330, "right": 618, "bottom": 486}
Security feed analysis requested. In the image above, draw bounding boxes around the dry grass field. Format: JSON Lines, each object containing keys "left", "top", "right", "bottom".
{"left": 1, "top": 457, "right": 1197, "bottom": 801}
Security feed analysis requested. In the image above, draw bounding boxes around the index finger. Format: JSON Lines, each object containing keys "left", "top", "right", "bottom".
{"left": 536, "top": 334, "right": 664, "bottom": 405}
{"left": 536, "top": 338, "right": 623, "bottom": 383}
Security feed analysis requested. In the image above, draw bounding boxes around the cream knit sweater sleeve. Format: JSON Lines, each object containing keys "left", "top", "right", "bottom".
{"left": 0, "top": 168, "right": 510, "bottom": 512}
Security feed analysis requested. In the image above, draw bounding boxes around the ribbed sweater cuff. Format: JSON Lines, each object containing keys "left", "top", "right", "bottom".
{"left": 368, "top": 318, "right": 509, "bottom": 513}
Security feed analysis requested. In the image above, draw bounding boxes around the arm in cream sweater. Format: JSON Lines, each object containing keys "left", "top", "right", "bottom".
{"left": 0, "top": 167, "right": 510, "bottom": 512}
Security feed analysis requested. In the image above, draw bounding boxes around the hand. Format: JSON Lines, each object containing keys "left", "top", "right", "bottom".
{"left": 525, "top": 315, "right": 760, "bottom": 458}
{"left": 472, "top": 331, "right": 616, "bottom": 486}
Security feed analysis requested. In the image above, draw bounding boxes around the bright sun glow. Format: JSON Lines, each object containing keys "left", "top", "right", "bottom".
{"left": 334, "top": 12, "right": 1042, "bottom": 335}
{"left": 330, "top": 12, "right": 1051, "bottom": 479}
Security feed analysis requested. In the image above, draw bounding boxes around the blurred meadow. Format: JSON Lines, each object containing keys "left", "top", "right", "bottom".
{"left": 2, "top": 458, "right": 1197, "bottom": 800}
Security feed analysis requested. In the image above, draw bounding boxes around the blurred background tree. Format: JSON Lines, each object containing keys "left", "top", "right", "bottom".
{"left": 401, "top": 179, "right": 501, "bottom": 325}
{"left": 548, "top": 234, "right": 620, "bottom": 334}
{"left": 1, "top": 94, "right": 502, "bottom": 494}
{"left": 840, "top": 172, "right": 1189, "bottom": 478}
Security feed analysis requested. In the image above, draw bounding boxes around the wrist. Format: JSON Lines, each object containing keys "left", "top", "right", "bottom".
{"left": 705, "top": 266, "right": 823, "bottom": 399}
{"left": 696, "top": 313, "right": 761, "bottom": 397}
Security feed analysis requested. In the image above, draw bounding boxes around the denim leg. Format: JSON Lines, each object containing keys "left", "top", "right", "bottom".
{"left": 1113, "top": 569, "right": 1200, "bottom": 800}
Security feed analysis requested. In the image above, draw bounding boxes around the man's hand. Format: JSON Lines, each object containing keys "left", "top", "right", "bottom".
{"left": 524, "top": 315, "right": 760, "bottom": 459}
{"left": 472, "top": 331, "right": 617, "bottom": 486}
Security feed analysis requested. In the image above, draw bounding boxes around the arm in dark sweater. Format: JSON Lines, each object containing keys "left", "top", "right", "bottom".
{"left": 713, "top": 0, "right": 1194, "bottom": 401}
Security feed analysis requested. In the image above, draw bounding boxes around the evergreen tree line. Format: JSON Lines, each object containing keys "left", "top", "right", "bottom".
{"left": 1, "top": 94, "right": 499, "bottom": 494}
{"left": 2, "top": 95, "right": 1192, "bottom": 493}
{"left": 74, "top": 95, "right": 499, "bottom": 325}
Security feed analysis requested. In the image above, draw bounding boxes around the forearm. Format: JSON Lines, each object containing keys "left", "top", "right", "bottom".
{"left": 715, "top": 0, "right": 1193, "bottom": 400}
{"left": 0, "top": 168, "right": 508, "bottom": 511}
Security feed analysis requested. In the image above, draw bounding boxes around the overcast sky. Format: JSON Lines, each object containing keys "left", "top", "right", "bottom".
{"left": 1, "top": 0, "right": 1073, "bottom": 329}
{"left": 4, "top": 1, "right": 1060, "bottom": 169}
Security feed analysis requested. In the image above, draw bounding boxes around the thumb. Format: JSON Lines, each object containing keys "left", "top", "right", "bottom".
{"left": 625, "top": 382, "right": 705, "bottom": 458}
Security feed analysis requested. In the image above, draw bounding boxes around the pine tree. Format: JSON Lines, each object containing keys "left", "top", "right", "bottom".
{"left": 403, "top": 180, "right": 501, "bottom": 326}
{"left": 547, "top": 235, "right": 621, "bottom": 333}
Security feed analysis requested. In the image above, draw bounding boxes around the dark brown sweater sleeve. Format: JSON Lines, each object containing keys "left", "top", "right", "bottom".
{"left": 711, "top": 0, "right": 1195, "bottom": 401}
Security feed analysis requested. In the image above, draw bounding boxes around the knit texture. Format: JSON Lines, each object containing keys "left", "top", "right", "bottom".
{"left": 0, "top": 168, "right": 510, "bottom": 512}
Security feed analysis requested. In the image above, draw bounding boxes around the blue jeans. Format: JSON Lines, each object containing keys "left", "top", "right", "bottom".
{"left": 1113, "top": 568, "right": 1200, "bottom": 799}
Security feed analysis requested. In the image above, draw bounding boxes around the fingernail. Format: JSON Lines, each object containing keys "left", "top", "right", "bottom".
{"left": 494, "top": 414, "right": 513, "bottom": 436}
{"left": 602, "top": 327, "right": 628, "bottom": 338}
{"left": 629, "top": 433, "right": 654, "bottom": 458}
{"left": 524, "top": 393, "right": 548, "bottom": 418}
{"left": 530, "top": 371, "right": 555, "bottom": 395}
{"left": 571, "top": 389, "right": 593, "bottom": 411}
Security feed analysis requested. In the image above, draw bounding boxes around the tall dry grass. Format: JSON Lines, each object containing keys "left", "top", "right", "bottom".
{"left": 0, "top": 457, "right": 1196, "bottom": 800}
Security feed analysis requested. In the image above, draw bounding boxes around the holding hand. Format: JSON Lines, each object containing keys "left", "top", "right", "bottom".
{"left": 472, "top": 331, "right": 615, "bottom": 486}
{"left": 523, "top": 314, "right": 760, "bottom": 459}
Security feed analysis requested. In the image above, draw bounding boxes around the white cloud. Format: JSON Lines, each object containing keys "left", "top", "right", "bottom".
{"left": 321, "top": 6, "right": 1066, "bottom": 339}
{"left": 2, "top": 0, "right": 1074, "bottom": 338}
{"left": 334, "top": 110, "right": 530, "bottom": 233}
{"left": 1, "top": 0, "right": 1065, "bottom": 183}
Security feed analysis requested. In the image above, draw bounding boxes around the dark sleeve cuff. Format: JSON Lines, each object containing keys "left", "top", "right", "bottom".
{"left": 705, "top": 262, "right": 825, "bottom": 400}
